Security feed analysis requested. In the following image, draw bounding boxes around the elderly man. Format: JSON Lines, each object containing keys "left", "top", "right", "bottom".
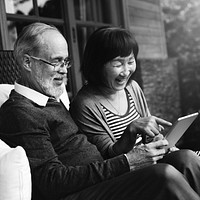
{"left": 0, "top": 22, "right": 200, "bottom": 200}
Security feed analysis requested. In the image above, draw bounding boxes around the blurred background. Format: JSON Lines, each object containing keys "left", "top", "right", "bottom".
{"left": 0, "top": 0, "right": 199, "bottom": 149}
{"left": 161, "top": 0, "right": 200, "bottom": 150}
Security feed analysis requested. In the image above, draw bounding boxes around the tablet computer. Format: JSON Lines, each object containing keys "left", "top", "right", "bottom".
{"left": 165, "top": 112, "right": 199, "bottom": 148}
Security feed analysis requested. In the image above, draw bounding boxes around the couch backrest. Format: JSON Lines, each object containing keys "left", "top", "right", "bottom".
{"left": 0, "top": 50, "right": 20, "bottom": 84}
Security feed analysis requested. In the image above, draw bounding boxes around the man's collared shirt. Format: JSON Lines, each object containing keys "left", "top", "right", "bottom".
{"left": 14, "top": 82, "right": 70, "bottom": 109}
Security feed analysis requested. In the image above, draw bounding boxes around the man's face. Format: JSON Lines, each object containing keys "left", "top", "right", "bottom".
{"left": 29, "top": 30, "right": 69, "bottom": 98}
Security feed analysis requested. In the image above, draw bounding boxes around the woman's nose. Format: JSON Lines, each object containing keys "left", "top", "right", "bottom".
{"left": 120, "top": 63, "right": 129, "bottom": 76}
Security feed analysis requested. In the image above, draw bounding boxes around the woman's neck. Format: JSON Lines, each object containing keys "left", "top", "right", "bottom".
{"left": 98, "top": 86, "right": 128, "bottom": 115}
{"left": 97, "top": 86, "right": 120, "bottom": 100}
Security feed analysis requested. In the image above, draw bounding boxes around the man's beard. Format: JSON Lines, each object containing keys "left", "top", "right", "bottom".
{"left": 36, "top": 76, "right": 67, "bottom": 98}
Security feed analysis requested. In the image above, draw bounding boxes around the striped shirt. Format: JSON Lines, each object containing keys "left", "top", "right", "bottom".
{"left": 195, "top": 151, "right": 200, "bottom": 156}
{"left": 101, "top": 89, "right": 141, "bottom": 140}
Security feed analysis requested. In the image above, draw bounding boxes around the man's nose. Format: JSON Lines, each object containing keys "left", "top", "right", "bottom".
{"left": 58, "top": 64, "right": 68, "bottom": 74}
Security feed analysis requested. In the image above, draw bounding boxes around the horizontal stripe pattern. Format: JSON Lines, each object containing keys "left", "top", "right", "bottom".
{"left": 101, "top": 90, "right": 141, "bottom": 140}
{"left": 195, "top": 151, "right": 200, "bottom": 156}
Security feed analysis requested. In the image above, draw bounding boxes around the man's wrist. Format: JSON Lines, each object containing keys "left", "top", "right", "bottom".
{"left": 124, "top": 153, "right": 135, "bottom": 171}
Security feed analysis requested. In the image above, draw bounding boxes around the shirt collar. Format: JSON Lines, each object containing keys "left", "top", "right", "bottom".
{"left": 59, "top": 87, "right": 70, "bottom": 110}
{"left": 14, "top": 82, "right": 50, "bottom": 106}
{"left": 14, "top": 82, "right": 70, "bottom": 109}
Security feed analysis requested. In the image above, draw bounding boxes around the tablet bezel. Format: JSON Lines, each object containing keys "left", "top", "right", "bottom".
{"left": 165, "top": 112, "right": 199, "bottom": 148}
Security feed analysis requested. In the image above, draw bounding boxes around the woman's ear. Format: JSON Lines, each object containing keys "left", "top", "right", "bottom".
{"left": 22, "top": 54, "right": 32, "bottom": 72}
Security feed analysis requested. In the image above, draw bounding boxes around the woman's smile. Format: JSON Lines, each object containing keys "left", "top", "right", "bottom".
{"left": 115, "top": 76, "right": 129, "bottom": 85}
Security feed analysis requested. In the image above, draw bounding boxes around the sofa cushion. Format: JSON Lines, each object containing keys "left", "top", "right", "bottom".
{"left": 0, "top": 139, "right": 32, "bottom": 200}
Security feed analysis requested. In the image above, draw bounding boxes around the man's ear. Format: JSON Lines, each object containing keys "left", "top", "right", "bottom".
{"left": 22, "top": 54, "right": 32, "bottom": 72}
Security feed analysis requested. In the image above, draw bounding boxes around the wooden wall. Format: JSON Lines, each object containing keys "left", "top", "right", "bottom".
{"left": 125, "top": 0, "right": 167, "bottom": 59}
{"left": 123, "top": 0, "right": 181, "bottom": 126}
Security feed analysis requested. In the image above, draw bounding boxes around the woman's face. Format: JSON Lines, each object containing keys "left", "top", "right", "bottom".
{"left": 102, "top": 52, "right": 136, "bottom": 92}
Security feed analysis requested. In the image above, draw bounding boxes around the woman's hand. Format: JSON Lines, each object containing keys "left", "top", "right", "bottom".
{"left": 125, "top": 138, "right": 169, "bottom": 171}
{"left": 129, "top": 116, "right": 172, "bottom": 143}
{"left": 113, "top": 116, "right": 172, "bottom": 155}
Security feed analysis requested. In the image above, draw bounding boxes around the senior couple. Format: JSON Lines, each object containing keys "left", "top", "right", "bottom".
{"left": 0, "top": 22, "right": 200, "bottom": 200}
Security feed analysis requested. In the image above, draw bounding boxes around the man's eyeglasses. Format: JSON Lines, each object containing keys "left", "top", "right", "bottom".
{"left": 28, "top": 55, "right": 72, "bottom": 71}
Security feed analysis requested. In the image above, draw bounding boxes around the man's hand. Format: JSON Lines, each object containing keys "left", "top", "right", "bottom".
{"left": 125, "top": 138, "right": 169, "bottom": 171}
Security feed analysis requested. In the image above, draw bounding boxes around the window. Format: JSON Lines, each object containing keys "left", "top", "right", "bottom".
{"left": 0, "top": 0, "right": 124, "bottom": 97}
{"left": 5, "top": 0, "right": 64, "bottom": 50}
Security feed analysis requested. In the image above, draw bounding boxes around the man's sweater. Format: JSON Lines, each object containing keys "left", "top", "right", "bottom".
{"left": 0, "top": 90, "right": 129, "bottom": 200}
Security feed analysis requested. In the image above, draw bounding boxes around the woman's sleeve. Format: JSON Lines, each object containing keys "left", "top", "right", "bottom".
{"left": 70, "top": 95, "right": 117, "bottom": 159}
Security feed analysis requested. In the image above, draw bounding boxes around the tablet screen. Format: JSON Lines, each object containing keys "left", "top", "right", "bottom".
{"left": 165, "top": 112, "right": 199, "bottom": 148}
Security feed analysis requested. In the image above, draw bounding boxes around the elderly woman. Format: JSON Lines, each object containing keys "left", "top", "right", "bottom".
{"left": 69, "top": 26, "right": 200, "bottom": 199}
{"left": 70, "top": 26, "right": 172, "bottom": 158}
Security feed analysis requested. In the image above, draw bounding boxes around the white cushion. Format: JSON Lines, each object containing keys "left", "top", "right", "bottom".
{"left": 0, "top": 140, "right": 32, "bottom": 200}
{"left": 0, "top": 84, "right": 14, "bottom": 107}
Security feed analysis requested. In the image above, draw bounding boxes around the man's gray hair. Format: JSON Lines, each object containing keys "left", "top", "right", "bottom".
{"left": 14, "top": 22, "right": 60, "bottom": 66}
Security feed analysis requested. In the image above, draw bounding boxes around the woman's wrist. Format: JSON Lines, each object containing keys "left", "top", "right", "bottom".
{"left": 112, "top": 123, "right": 138, "bottom": 155}
{"left": 113, "top": 137, "right": 134, "bottom": 155}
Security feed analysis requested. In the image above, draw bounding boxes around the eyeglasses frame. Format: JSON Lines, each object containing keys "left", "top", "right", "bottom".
{"left": 27, "top": 54, "right": 72, "bottom": 71}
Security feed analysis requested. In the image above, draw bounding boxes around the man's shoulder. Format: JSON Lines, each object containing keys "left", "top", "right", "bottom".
{"left": 1, "top": 90, "right": 39, "bottom": 116}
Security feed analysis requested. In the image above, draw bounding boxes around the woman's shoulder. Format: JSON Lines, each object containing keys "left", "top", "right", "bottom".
{"left": 126, "top": 80, "right": 142, "bottom": 92}
{"left": 70, "top": 84, "right": 100, "bottom": 109}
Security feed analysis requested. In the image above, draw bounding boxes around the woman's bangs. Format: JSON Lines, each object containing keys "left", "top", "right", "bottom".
{"left": 109, "top": 35, "right": 136, "bottom": 59}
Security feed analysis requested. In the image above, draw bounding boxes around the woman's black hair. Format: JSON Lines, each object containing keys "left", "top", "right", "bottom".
{"left": 81, "top": 26, "right": 139, "bottom": 85}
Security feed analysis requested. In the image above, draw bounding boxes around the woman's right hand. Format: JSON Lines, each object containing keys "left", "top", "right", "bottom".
{"left": 113, "top": 116, "right": 171, "bottom": 155}
{"left": 129, "top": 116, "right": 172, "bottom": 139}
